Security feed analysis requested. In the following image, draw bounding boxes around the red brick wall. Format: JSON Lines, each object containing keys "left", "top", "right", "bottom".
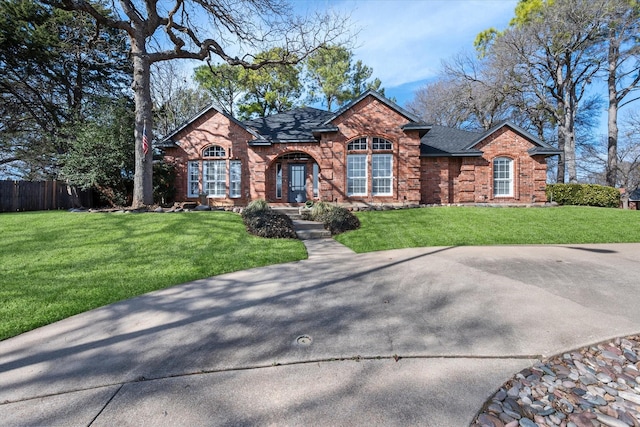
{"left": 320, "top": 97, "right": 422, "bottom": 204}
{"left": 420, "top": 127, "right": 549, "bottom": 204}
{"left": 162, "top": 109, "right": 253, "bottom": 206}
{"left": 166, "top": 95, "right": 424, "bottom": 205}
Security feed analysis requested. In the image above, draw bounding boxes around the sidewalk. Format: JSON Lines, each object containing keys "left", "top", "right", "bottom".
{"left": 1, "top": 243, "right": 640, "bottom": 426}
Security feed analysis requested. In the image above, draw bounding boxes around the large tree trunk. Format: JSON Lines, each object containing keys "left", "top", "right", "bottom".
{"left": 606, "top": 36, "right": 619, "bottom": 187}
{"left": 131, "top": 36, "right": 154, "bottom": 208}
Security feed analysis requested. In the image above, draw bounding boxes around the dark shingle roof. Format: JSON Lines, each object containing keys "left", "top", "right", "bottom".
{"left": 244, "top": 107, "right": 334, "bottom": 142}
{"left": 421, "top": 121, "right": 561, "bottom": 157}
{"left": 420, "top": 125, "right": 483, "bottom": 156}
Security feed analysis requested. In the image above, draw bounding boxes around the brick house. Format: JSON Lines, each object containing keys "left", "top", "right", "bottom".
{"left": 159, "top": 91, "right": 560, "bottom": 207}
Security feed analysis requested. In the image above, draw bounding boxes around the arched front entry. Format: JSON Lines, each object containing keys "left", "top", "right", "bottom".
{"left": 267, "top": 152, "right": 320, "bottom": 204}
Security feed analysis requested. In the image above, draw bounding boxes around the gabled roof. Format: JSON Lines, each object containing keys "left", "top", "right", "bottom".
{"left": 324, "top": 90, "right": 426, "bottom": 125}
{"left": 420, "top": 125, "right": 483, "bottom": 157}
{"left": 421, "top": 121, "right": 561, "bottom": 157}
{"left": 159, "top": 90, "right": 432, "bottom": 146}
{"left": 244, "top": 107, "right": 334, "bottom": 143}
{"left": 157, "top": 104, "right": 260, "bottom": 148}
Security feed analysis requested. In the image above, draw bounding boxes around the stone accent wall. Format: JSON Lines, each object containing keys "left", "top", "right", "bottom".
{"left": 420, "top": 127, "right": 550, "bottom": 204}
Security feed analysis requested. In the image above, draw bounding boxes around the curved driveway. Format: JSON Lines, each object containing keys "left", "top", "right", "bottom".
{"left": 1, "top": 243, "right": 640, "bottom": 426}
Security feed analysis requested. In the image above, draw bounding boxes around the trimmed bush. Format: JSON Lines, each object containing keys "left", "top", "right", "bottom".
{"left": 546, "top": 184, "right": 620, "bottom": 208}
{"left": 241, "top": 200, "right": 297, "bottom": 238}
{"left": 243, "top": 210, "right": 297, "bottom": 239}
{"left": 322, "top": 206, "right": 361, "bottom": 235}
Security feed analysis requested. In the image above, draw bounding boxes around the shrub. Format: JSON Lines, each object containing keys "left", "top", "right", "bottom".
{"left": 546, "top": 184, "right": 620, "bottom": 208}
{"left": 309, "top": 201, "right": 334, "bottom": 222}
{"left": 153, "top": 161, "right": 177, "bottom": 206}
{"left": 241, "top": 199, "right": 270, "bottom": 218}
{"left": 316, "top": 205, "right": 360, "bottom": 235}
{"left": 241, "top": 200, "right": 297, "bottom": 238}
{"left": 243, "top": 210, "right": 297, "bottom": 239}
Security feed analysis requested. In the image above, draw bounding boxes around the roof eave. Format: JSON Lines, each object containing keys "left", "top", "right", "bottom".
{"left": 528, "top": 147, "right": 562, "bottom": 156}
{"left": 421, "top": 150, "right": 483, "bottom": 157}
{"left": 402, "top": 123, "right": 432, "bottom": 138}
{"left": 311, "top": 126, "right": 339, "bottom": 138}
{"left": 248, "top": 139, "right": 272, "bottom": 147}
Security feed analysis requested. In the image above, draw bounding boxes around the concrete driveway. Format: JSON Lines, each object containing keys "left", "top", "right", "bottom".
{"left": 1, "top": 243, "right": 640, "bottom": 426}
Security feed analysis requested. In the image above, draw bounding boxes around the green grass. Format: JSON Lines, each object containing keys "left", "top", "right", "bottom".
{"left": 3, "top": 206, "right": 639, "bottom": 341}
{"left": 336, "top": 206, "right": 640, "bottom": 253}
{"left": 0, "top": 211, "right": 306, "bottom": 340}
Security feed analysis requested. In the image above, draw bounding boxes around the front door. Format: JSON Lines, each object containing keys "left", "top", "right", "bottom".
{"left": 288, "top": 164, "right": 307, "bottom": 203}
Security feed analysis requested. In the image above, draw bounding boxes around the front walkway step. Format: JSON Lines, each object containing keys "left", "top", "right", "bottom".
{"left": 273, "top": 207, "right": 303, "bottom": 220}
{"left": 292, "top": 219, "right": 331, "bottom": 240}
{"left": 273, "top": 206, "right": 334, "bottom": 240}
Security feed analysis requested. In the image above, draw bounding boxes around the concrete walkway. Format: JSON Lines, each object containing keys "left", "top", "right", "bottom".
{"left": 1, "top": 243, "right": 640, "bottom": 426}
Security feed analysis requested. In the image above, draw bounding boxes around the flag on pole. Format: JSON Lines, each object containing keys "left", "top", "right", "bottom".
{"left": 142, "top": 123, "right": 149, "bottom": 156}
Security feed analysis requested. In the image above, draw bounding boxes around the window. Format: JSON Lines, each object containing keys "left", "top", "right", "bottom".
{"left": 372, "top": 154, "right": 392, "bottom": 195}
{"left": 347, "top": 154, "right": 367, "bottom": 195}
{"left": 493, "top": 157, "right": 513, "bottom": 197}
{"left": 229, "top": 160, "right": 241, "bottom": 198}
{"left": 203, "top": 160, "right": 226, "bottom": 197}
{"left": 276, "top": 164, "right": 282, "bottom": 199}
{"left": 372, "top": 137, "right": 392, "bottom": 150}
{"left": 203, "top": 145, "right": 225, "bottom": 157}
{"left": 347, "top": 137, "right": 367, "bottom": 151}
{"left": 187, "top": 161, "right": 200, "bottom": 197}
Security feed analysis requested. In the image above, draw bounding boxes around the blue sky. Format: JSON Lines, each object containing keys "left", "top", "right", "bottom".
{"left": 297, "top": 0, "right": 519, "bottom": 107}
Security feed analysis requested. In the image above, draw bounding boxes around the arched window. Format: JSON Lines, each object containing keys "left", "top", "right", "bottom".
{"left": 346, "top": 136, "right": 393, "bottom": 197}
{"left": 493, "top": 157, "right": 513, "bottom": 197}
{"left": 203, "top": 145, "right": 226, "bottom": 157}
{"left": 372, "top": 137, "right": 392, "bottom": 150}
{"left": 347, "top": 137, "right": 367, "bottom": 151}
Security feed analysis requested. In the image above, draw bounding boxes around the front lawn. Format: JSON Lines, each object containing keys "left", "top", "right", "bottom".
{"left": 0, "top": 211, "right": 306, "bottom": 340}
{"left": 336, "top": 206, "right": 640, "bottom": 252}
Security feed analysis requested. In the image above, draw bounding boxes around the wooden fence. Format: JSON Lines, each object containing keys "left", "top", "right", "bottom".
{"left": 0, "top": 181, "right": 93, "bottom": 212}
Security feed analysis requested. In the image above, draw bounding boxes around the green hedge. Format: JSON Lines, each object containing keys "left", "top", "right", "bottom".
{"left": 546, "top": 184, "right": 620, "bottom": 208}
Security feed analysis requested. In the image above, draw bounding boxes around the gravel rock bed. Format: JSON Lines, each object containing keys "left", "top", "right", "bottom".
{"left": 472, "top": 335, "right": 640, "bottom": 427}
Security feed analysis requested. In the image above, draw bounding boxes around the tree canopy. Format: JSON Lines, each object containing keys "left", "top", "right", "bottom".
{"left": 48, "top": 0, "right": 351, "bottom": 207}
{"left": 0, "top": 0, "right": 130, "bottom": 179}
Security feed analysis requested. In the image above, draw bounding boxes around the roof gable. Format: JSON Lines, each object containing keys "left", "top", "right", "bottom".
{"left": 158, "top": 104, "right": 260, "bottom": 147}
{"left": 465, "top": 121, "right": 557, "bottom": 153}
{"left": 324, "top": 90, "right": 426, "bottom": 126}
{"left": 421, "top": 121, "right": 561, "bottom": 157}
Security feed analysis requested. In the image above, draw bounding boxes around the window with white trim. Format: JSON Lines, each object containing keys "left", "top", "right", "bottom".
{"left": 372, "top": 137, "right": 392, "bottom": 150}
{"left": 187, "top": 161, "right": 200, "bottom": 197}
{"left": 203, "top": 145, "right": 225, "bottom": 157}
{"left": 346, "top": 136, "right": 395, "bottom": 198}
{"left": 229, "top": 160, "right": 241, "bottom": 198}
{"left": 347, "top": 137, "right": 367, "bottom": 151}
{"left": 203, "top": 160, "right": 226, "bottom": 197}
{"left": 372, "top": 154, "right": 392, "bottom": 195}
{"left": 493, "top": 157, "right": 513, "bottom": 197}
{"left": 347, "top": 154, "right": 367, "bottom": 196}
